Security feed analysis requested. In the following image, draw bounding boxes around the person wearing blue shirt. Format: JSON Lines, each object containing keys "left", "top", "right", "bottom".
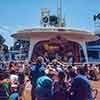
{"left": 35, "top": 75, "right": 53, "bottom": 100}
{"left": 30, "top": 56, "right": 46, "bottom": 100}
{"left": 71, "top": 67, "right": 93, "bottom": 100}
{"left": 9, "top": 92, "right": 19, "bottom": 100}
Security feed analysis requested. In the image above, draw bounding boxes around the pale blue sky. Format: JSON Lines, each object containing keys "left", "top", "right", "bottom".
{"left": 0, "top": 0, "right": 100, "bottom": 47}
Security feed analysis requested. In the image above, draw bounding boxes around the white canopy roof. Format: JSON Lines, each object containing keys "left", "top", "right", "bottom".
{"left": 11, "top": 27, "right": 100, "bottom": 43}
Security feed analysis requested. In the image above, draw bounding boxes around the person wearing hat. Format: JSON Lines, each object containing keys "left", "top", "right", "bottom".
{"left": 35, "top": 75, "right": 53, "bottom": 100}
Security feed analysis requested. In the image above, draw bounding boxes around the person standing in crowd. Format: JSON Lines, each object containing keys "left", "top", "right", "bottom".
{"left": 0, "top": 71, "right": 10, "bottom": 100}
{"left": 35, "top": 75, "right": 53, "bottom": 100}
{"left": 97, "top": 64, "right": 100, "bottom": 74}
{"left": 17, "top": 62, "right": 25, "bottom": 99}
{"left": 22, "top": 76, "right": 32, "bottom": 100}
{"left": 67, "top": 66, "right": 77, "bottom": 81}
{"left": 9, "top": 62, "right": 16, "bottom": 72}
{"left": 9, "top": 84, "right": 19, "bottom": 100}
{"left": 53, "top": 69, "right": 69, "bottom": 100}
{"left": 30, "top": 56, "right": 46, "bottom": 100}
{"left": 43, "top": 52, "right": 50, "bottom": 65}
{"left": 89, "top": 67, "right": 97, "bottom": 81}
{"left": 70, "top": 67, "right": 93, "bottom": 100}
{"left": 10, "top": 69, "right": 19, "bottom": 99}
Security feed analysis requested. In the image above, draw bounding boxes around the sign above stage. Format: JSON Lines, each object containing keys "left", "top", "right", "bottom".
{"left": 11, "top": 27, "right": 100, "bottom": 43}
{"left": 17, "top": 27, "right": 67, "bottom": 33}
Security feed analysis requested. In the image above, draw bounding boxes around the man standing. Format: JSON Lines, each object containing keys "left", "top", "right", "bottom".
{"left": 71, "top": 66, "right": 93, "bottom": 100}
{"left": 30, "top": 56, "right": 46, "bottom": 100}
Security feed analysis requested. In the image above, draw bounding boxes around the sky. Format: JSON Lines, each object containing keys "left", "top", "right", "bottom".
{"left": 0, "top": 0, "right": 100, "bottom": 47}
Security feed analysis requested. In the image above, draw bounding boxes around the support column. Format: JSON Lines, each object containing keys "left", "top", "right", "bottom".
{"left": 28, "top": 39, "right": 34, "bottom": 61}
{"left": 99, "top": 51, "right": 100, "bottom": 59}
{"left": 28, "top": 39, "right": 43, "bottom": 61}
{"left": 75, "top": 44, "right": 81, "bottom": 63}
{"left": 79, "top": 42, "right": 88, "bottom": 63}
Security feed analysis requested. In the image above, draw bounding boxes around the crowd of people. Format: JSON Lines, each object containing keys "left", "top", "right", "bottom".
{"left": 0, "top": 55, "right": 100, "bottom": 100}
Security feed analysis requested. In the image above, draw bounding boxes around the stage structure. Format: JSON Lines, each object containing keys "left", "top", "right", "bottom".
{"left": 11, "top": 0, "right": 100, "bottom": 63}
